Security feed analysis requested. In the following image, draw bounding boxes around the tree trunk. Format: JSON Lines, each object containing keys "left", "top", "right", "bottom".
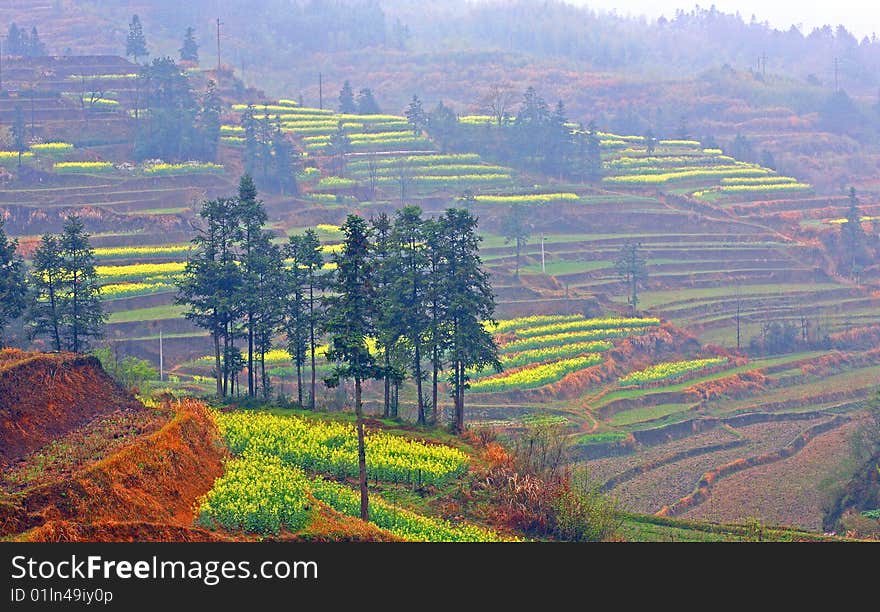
{"left": 414, "top": 340, "right": 425, "bottom": 425}
{"left": 48, "top": 283, "right": 61, "bottom": 352}
{"left": 222, "top": 324, "right": 229, "bottom": 397}
{"left": 247, "top": 313, "right": 254, "bottom": 398}
{"left": 383, "top": 349, "right": 391, "bottom": 418}
{"left": 213, "top": 331, "right": 222, "bottom": 397}
{"left": 355, "top": 376, "right": 369, "bottom": 521}
{"left": 453, "top": 360, "right": 464, "bottom": 434}
{"left": 309, "top": 282, "right": 317, "bottom": 410}
{"left": 296, "top": 358, "right": 303, "bottom": 407}
{"left": 71, "top": 269, "right": 79, "bottom": 353}
{"left": 432, "top": 347, "right": 439, "bottom": 425}
{"left": 629, "top": 271, "right": 638, "bottom": 316}
{"left": 515, "top": 239, "right": 520, "bottom": 277}
{"left": 261, "top": 350, "right": 268, "bottom": 400}
{"left": 458, "top": 361, "right": 466, "bottom": 434}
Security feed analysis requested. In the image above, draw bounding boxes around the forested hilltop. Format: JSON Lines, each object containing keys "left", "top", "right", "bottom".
{"left": 20, "top": 1, "right": 880, "bottom": 88}
{"left": 7, "top": 0, "right": 880, "bottom": 190}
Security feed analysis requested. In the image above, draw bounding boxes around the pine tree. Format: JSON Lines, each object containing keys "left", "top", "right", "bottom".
{"left": 300, "top": 229, "right": 324, "bottom": 410}
{"left": 134, "top": 58, "right": 199, "bottom": 161}
{"left": 28, "top": 234, "right": 64, "bottom": 352}
{"left": 180, "top": 27, "right": 199, "bottom": 63}
{"left": 251, "top": 237, "right": 285, "bottom": 399}
{"left": 200, "top": 80, "right": 221, "bottom": 160}
{"left": 324, "top": 214, "right": 379, "bottom": 520}
{"left": 12, "top": 106, "right": 27, "bottom": 168}
{"left": 405, "top": 94, "right": 426, "bottom": 135}
{"left": 546, "top": 100, "right": 571, "bottom": 175}
{"left": 58, "top": 215, "right": 105, "bottom": 353}
{"left": 29, "top": 27, "right": 45, "bottom": 57}
{"left": 730, "top": 133, "right": 754, "bottom": 163}
{"left": 424, "top": 218, "right": 449, "bottom": 425}
{"left": 176, "top": 197, "right": 242, "bottom": 396}
{"left": 326, "top": 121, "right": 351, "bottom": 177}
{"left": 6, "top": 24, "right": 22, "bottom": 56}
{"left": 338, "top": 80, "right": 356, "bottom": 113}
{"left": 426, "top": 101, "right": 458, "bottom": 153}
{"left": 841, "top": 187, "right": 868, "bottom": 281}
{"left": 616, "top": 242, "right": 647, "bottom": 316}
{"left": 440, "top": 209, "right": 500, "bottom": 433}
{"left": 241, "top": 105, "right": 259, "bottom": 175}
{"left": 370, "top": 213, "right": 397, "bottom": 418}
{"left": 271, "top": 118, "right": 300, "bottom": 195}
{"left": 126, "top": 15, "right": 149, "bottom": 64}
{"left": 513, "top": 86, "right": 550, "bottom": 164}
{"left": 501, "top": 203, "right": 531, "bottom": 277}
{"left": 256, "top": 111, "right": 274, "bottom": 184}
{"left": 356, "top": 88, "right": 381, "bottom": 115}
{"left": 390, "top": 206, "right": 430, "bottom": 424}
{"left": 0, "top": 219, "right": 27, "bottom": 347}
{"left": 284, "top": 234, "right": 310, "bottom": 407}
{"left": 236, "top": 175, "right": 269, "bottom": 398}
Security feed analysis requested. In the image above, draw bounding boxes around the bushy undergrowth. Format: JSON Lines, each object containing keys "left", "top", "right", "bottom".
{"left": 474, "top": 422, "right": 622, "bottom": 541}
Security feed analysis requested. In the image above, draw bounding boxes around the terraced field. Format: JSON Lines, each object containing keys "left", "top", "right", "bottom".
{"left": 2, "top": 57, "right": 879, "bottom": 536}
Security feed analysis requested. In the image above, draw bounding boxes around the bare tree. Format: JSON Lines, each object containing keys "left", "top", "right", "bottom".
{"left": 396, "top": 158, "right": 411, "bottom": 206}
{"left": 78, "top": 74, "right": 107, "bottom": 117}
{"left": 366, "top": 152, "right": 379, "bottom": 199}
{"left": 480, "top": 83, "right": 516, "bottom": 127}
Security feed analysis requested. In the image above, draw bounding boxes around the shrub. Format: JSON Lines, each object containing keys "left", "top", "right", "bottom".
{"left": 92, "top": 347, "right": 158, "bottom": 394}
{"left": 552, "top": 469, "right": 622, "bottom": 542}
{"left": 482, "top": 423, "right": 622, "bottom": 541}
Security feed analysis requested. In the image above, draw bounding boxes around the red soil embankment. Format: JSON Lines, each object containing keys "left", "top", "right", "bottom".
{"left": 1, "top": 398, "right": 227, "bottom": 540}
{"left": 0, "top": 350, "right": 143, "bottom": 469}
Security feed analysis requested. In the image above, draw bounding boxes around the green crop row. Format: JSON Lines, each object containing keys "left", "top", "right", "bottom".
{"left": 513, "top": 317, "right": 660, "bottom": 339}
{"left": 469, "top": 340, "right": 612, "bottom": 379}
{"left": 618, "top": 357, "right": 729, "bottom": 386}
{"left": 501, "top": 327, "right": 649, "bottom": 353}
{"left": 470, "top": 354, "right": 603, "bottom": 392}
{"left": 473, "top": 193, "right": 579, "bottom": 205}
{"left": 347, "top": 154, "right": 482, "bottom": 169}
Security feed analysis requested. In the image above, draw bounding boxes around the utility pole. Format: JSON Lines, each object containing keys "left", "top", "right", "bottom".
{"left": 318, "top": 72, "right": 323, "bottom": 110}
{"left": 541, "top": 233, "right": 546, "bottom": 273}
{"left": 735, "top": 289, "right": 742, "bottom": 351}
{"left": 216, "top": 17, "right": 223, "bottom": 76}
{"left": 159, "top": 329, "right": 164, "bottom": 382}
{"left": 30, "top": 84, "right": 35, "bottom": 139}
{"left": 761, "top": 51, "right": 766, "bottom": 77}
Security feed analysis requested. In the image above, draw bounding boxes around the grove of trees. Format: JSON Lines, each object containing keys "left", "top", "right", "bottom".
{"left": 133, "top": 58, "right": 222, "bottom": 162}
{"left": 176, "top": 175, "right": 499, "bottom": 433}
{"left": 425, "top": 86, "right": 603, "bottom": 181}
{"left": 5, "top": 24, "right": 46, "bottom": 57}
{"left": 0, "top": 216, "right": 105, "bottom": 353}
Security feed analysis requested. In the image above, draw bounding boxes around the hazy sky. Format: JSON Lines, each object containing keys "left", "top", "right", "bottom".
{"left": 568, "top": 1, "right": 880, "bottom": 39}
